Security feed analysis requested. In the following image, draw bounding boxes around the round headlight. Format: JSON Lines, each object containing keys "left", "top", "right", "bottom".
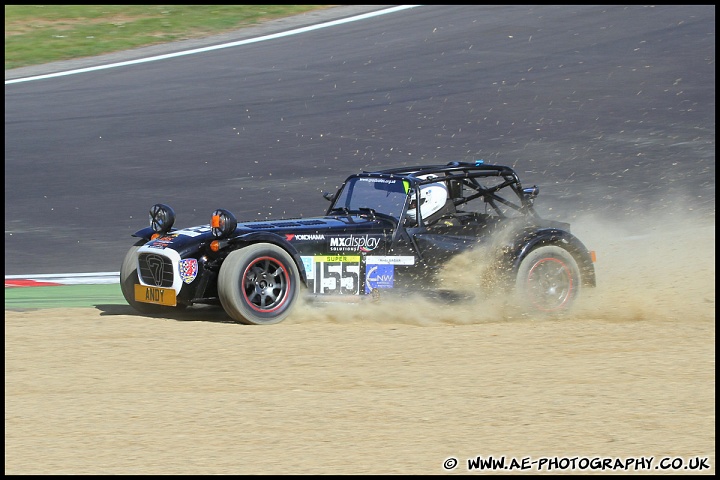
{"left": 211, "top": 209, "right": 237, "bottom": 238}
{"left": 149, "top": 204, "right": 176, "bottom": 233}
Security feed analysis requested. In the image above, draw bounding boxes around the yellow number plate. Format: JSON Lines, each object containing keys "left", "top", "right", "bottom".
{"left": 135, "top": 284, "right": 177, "bottom": 306}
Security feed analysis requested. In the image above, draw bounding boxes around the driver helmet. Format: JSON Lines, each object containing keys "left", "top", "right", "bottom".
{"left": 407, "top": 174, "right": 450, "bottom": 224}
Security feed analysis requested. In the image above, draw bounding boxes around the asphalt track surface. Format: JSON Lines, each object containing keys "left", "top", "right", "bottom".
{"left": 4, "top": 5, "right": 715, "bottom": 277}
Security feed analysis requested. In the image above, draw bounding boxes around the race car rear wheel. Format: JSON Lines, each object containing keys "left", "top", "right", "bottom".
{"left": 515, "top": 245, "right": 581, "bottom": 314}
{"left": 218, "top": 243, "right": 301, "bottom": 325}
{"left": 120, "top": 242, "right": 166, "bottom": 314}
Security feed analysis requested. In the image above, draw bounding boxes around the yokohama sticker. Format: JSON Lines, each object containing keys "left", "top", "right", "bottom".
{"left": 286, "top": 234, "right": 325, "bottom": 241}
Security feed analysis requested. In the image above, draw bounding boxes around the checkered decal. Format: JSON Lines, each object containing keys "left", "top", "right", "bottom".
{"left": 178, "top": 258, "right": 198, "bottom": 284}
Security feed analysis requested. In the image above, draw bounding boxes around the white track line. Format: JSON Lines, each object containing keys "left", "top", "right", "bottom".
{"left": 5, "top": 272, "right": 121, "bottom": 285}
{"left": 5, "top": 5, "right": 420, "bottom": 85}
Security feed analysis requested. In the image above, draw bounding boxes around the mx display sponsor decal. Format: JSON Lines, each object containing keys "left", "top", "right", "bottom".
{"left": 365, "top": 264, "right": 394, "bottom": 293}
{"left": 329, "top": 234, "right": 382, "bottom": 253}
{"left": 178, "top": 258, "right": 198, "bottom": 284}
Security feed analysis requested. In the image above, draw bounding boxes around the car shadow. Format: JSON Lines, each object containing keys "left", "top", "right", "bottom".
{"left": 94, "top": 304, "right": 238, "bottom": 324}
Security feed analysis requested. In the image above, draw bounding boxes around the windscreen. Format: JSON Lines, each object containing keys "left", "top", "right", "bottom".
{"left": 332, "top": 176, "right": 410, "bottom": 218}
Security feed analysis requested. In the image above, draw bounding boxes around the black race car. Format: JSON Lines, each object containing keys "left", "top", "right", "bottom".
{"left": 121, "top": 161, "right": 596, "bottom": 324}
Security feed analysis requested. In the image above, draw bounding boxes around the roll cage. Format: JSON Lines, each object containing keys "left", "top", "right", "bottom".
{"left": 370, "top": 161, "right": 542, "bottom": 221}
{"left": 326, "top": 161, "right": 543, "bottom": 232}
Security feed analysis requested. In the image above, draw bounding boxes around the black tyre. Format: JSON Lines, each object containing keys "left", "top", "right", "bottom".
{"left": 120, "top": 241, "right": 165, "bottom": 314}
{"left": 515, "top": 245, "right": 581, "bottom": 314}
{"left": 218, "top": 243, "right": 301, "bottom": 325}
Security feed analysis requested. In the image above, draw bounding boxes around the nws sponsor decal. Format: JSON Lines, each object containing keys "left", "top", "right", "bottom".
{"left": 329, "top": 234, "right": 381, "bottom": 252}
{"left": 178, "top": 258, "right": 198, "bottom": 284}
{"left": 285, "top": 234, "right": 325, "bottom": 241}
{"left": 365, "top": 264, "right": 394, "bottom": 293}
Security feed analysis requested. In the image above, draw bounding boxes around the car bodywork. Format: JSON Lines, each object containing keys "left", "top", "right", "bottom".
{"left": 121, "top": 161, "right": 596, "bottom": 324}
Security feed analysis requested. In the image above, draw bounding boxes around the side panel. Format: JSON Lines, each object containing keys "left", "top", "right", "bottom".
{"left": 291, "top": 231, "right": 406, "bottom": 296}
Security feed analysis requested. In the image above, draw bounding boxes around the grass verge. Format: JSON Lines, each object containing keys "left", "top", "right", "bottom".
{"left": 5, "top": 5, "right": 329, "bottom": 70}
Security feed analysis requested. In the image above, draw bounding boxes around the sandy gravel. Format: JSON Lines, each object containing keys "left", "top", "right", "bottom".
{"left": 5, "top": 210, "right": 715, "bottom": 475}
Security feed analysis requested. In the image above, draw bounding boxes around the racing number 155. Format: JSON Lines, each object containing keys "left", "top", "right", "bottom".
{"left": 313, "top": 257, "right": 360, "bottom": 294}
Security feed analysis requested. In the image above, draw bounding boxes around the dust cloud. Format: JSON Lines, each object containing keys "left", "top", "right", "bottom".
{"left": 288, "top": 203, "right": 715, "bottom": 326}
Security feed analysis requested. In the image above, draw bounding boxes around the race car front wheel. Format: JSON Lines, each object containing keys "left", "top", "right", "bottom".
{"left": 218, "top": 243, "right": 301, "bottom": 325}
{"left": 515, "top": 245, "right": 581, "bottom": 314}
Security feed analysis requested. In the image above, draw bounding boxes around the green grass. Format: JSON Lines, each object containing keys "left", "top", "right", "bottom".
{"left": 5, "top": 284, "right": 126, "bottom": 309}
{"left": 4, "top": 5, "right": 330, "bottom": 70}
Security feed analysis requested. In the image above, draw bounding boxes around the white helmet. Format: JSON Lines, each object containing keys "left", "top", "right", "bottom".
{"left": 407, "top": 175, "right": 450, "bottom": 224}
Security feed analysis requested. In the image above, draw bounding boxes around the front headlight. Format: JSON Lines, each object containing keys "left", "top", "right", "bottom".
{"left": 149, "top": 204, "right": 175, "bottom": 233}
{"left": 211, "top": 209, "right": 237, "bottom": 238}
